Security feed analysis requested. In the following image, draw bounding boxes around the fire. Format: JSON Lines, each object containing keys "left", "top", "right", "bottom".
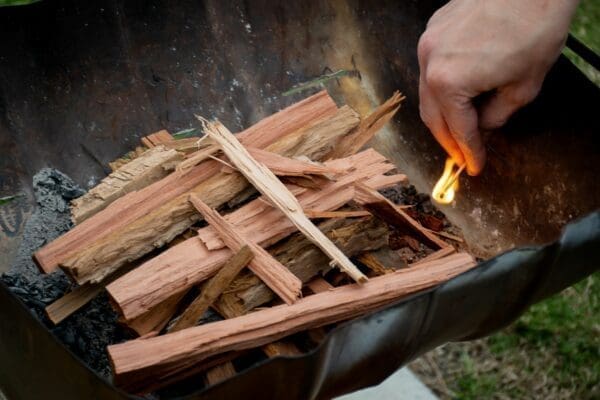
{"left": 432, "top": 158, "right": 465, "bottom": 205}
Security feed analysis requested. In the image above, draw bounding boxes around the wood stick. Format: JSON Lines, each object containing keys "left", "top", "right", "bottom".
{"left": 189, "top": 195, "right": 302, "bottom": 305}
{"left": 410, "top": 247, "right": 456, "bottom": 266}
{"left": 141, "top": 129, "right": 174, "bottom": 148}
{"left": 327, "top": 91, "right": 405, "bottom": 158}
{"left": 200, "top": 119, "right": 367, "bottom": 283}
{"left": 108, "top": 152, "right": 397, "bottom": 321}
{"left": 357, "top": 252, "right": 396, "bottom": 276}
{"left": 45, "top": 263, "right": 136, "bottom": 325}
{"left": 71, "top": 146, "right": 183, "bottom": 224}
{"left": 124, "top": 291, "right": 187, "bottom": 337}
{"left": 34, "top": 90, "right": 339, "bottom": 278}
{"left": 214, "top": 216, "right": 388, "bottom": 317}
{"left": 353, "top": 182, "right": 449, "bottom": 250}
{"left": 428, "top": 229, "right": 465, "bottom": 243}
{"left": 204, "top": 362, "right": 237, "bottom": 386}
{"left": 168, "top": 246, "right": 254, "bottom": 333}
{"left": 197, "top": 150, "right": 396, "bottom": 251}
{"left": 306, "top": 276, "right": 334, "bottom": 294}
{"left": 64, "top": 103, "right": 356, "bottom": 286}
{"left": 304, "top": 209, "right": 371, "bottom": 219}
{"left": 108, "top": 253, "right": 477, "bottom": 389}
{"left": 45, "top": 283, "right": 104, "bottom": 325}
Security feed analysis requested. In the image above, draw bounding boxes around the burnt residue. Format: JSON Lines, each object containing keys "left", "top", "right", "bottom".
{"left": 0, "top": 168, "right": 128, "bottom": 378}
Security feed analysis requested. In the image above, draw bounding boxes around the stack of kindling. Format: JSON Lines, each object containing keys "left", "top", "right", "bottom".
{"left": 33, "top": 90, "right": 476, "bottom": 393}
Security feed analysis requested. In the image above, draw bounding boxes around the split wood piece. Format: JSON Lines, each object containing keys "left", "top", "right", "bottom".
{"left": 200, "top": 119, "right": 367, "bottom": 283}
{"left": 34, "top": 91, "right": 339, "bottom": 279}
{"left": 59, "top": 97, "right": 350, "bottom": 286}
{"left": 176, "top": 143, "right": 221, "bottom": 172}
{"left": 306, "top": 276, "right": 334, "bottom": 294}
{"left": 304, "top": 210, "right": 371, "bottom": 219}
{"left": 71, "top": 146, "right": 184, "bottom": 224}
{"left": 197, "top": 149, "right": 397, "bottom": 251}
{"left": 204, "top": 362, "right": 237, "bottom": 386}
{"left": 124, "top": 291, "right": 188, "bottom": 337}
{"left": 358, "top": 249, "right": 400, "bottom": 276}
{"left": 45, "top": 263, "right": 137, "bottom": 325}
{"left": 161, "top": 137, "right": 202, "bottom": 154}
{"left": 168, "top": 246, "right": 254, "bottom": 333}
{"left": 45, "top": 283, "right": 103, "bottom": 325}
{"left": 118, "top": 348, "right": 244, "bottom": 394}
{"left": 109, "top": 147, "right": 148, "bottom": 172}
{"left": 262, "top": 341, "right": 303, "bottom": 358}
{"left": 189, "top": 195, "right": 302, "bottom": 305}
{"left": 327, "top": 91, "right": 405, "bottom": 159}
{"left": 353, "top": 182, "right": 449, "bottom": 250}
{"left": 246, "top": 147, "right": 347, "bottom": 178}
{"left": 108, "top": 253, "right": 477, "bottom": 388}
{"left": 108, "top": 151, "right": 397, "bottom": 321}
{"left": 213, "top": 216, "right": 388, "bottom": 318}
{"left": 141, "top": 129, "right": 175, "bottom": 148}
{"left": 410, "top": 247, "right": 456, "bottom": 266}
{"left": 110, "top": 130, "right": 175, "bottom": 171}
{"left": 302, "top": 276, "right": 332, "bottom": 346}
{"left": 197, "top": 147, "right": 347, "bottom": 179}
{"left": 428, "top": 229, "right": 465, "bottom": 243}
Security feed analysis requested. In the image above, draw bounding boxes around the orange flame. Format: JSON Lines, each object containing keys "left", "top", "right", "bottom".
{"left": 432, "top": 158, "right": 465, "bottom": 204}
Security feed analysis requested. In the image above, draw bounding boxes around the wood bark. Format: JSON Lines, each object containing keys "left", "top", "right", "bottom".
{"left": 107, "top": 150, "right": 398, "bottom": 321}
{"left": 353, "top": 182, "right": 449, "bottom": 250}
{"left": 70, "top": 146, "right": 183, "bottom": 224}
{"left": 200, "top": 119, "right": 367, "bottom": 283}
{"left": 189, "top": 195, "right": 302, "bottom": 305}
{"left": 169, "top": 246, "right": 254, "bottom": 333}
{"left": 108, "top": 253, "right": 477, "bottom": 389}
{"left": 34, "top": 91, "right": 341, "bottom": 280}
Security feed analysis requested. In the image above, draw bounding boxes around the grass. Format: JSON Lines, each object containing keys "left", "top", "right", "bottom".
{"left": 412, "top": 274, "right": 600, "bottom": 399}
{"left": 564, "top": 0, "right": 600, "bottom": 85}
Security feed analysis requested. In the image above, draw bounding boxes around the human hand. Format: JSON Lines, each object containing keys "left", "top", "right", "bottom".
{"left": 418, "top": 0, "right": 579, "bottom": 175}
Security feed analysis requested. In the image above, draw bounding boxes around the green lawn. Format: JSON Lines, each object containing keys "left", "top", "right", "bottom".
{"left": 564, "top": 0, "right": 600, "bottom": 85}
{"left": 454, "top": 274, "right": 599, "bottom": 399}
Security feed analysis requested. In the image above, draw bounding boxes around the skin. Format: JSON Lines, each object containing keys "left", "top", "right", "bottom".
{"left": 418, "top": 0, "right": 580, "bottom": 175}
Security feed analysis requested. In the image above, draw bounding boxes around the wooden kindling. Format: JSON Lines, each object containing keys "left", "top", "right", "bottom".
{"left": 71, "top": 145, "right": 183, "bottom": 225}
{"left": 188, "top": 195, "right": 302, "bottom": 305}
{"left": 108, "top": 253, "right": 477, "bottom": 390}
{"left": 199, "top": 118, "right": 368, "bottom": 283}
{"left": 214, "top": 215, "right": 388, "bottom": 317}
{"left": 107, "top": 150, "right": 400, "bottom": 321}
{"left": 33, "top": 90, "right": 340, "bottom": 280}
{"left": 168, "top": 246, "right": 254, "bottom": 333}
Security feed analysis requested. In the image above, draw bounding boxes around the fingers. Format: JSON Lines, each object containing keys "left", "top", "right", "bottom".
{"left": 437, "top": 93, "right": 486, "bottom": 176}
{"left": 479, "top": 85, "right": 540, "bottom": 130}
{"left": 424, "top": 67, "right": 486, "bottom": 175}
{"left": 419, "top": 77, "right": 466, "bottom": 166}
